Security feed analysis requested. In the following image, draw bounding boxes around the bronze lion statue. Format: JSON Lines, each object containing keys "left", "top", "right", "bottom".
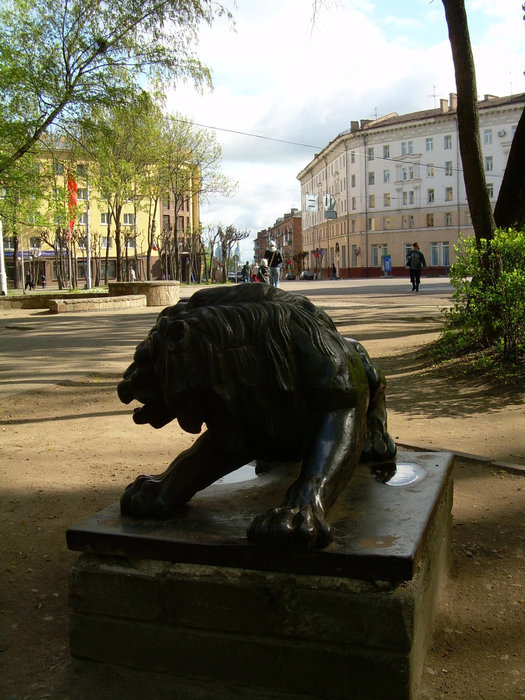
{"left": 118, "top": 283, "right": 396, "bottom": 549}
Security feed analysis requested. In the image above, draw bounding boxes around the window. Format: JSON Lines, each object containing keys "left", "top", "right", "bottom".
{"left": 383, "top": 217, "right": 391, "bottom": 229}
{"left": 402, "top": 216, "right": 408, "bottom": 229}
{"left": 445, "top": 161, "right": 453, "bottom": 176}
{"left": 351, "top": 219, "right": 356, "bottom": 232}
{"left": 101, "top": 212, "right": 110, "bottom": 225}
{"left": 403, "top": 191, "right": 408, "bottom": 205}
{"left": 163, "top": 214, "right": 170, "bottom": 230}
{"left": 29, "top": 237, "right": 41, "bottom": 248}
{"left": 485, "top": 156, "right": 493, "bottom": 171}
{"left": 427, "top": 213, "right": 434, "bottom": 227}
{"left": 427, "top": 164, "right": 434, "bottom": 177}
{"left": 427, "top": 189, "right": 435, "bottom": 203}
{"left": 384, "top": 192, "right": 391, "bottom": 206}
{"left": 430, "top": 242, "right": 439, "bottom": 266}
{"left": 368, "top": 217, "right": 375, "bottom": 231}
{"left": 53, "top": 161, "right": 64, "bottom": 175}
{"left": 445, "top": 187, "right": 453, "bottom": 201}
{"left": 126, "top": 237, "right": 137, "bottom": 249}
{"left": 162, "top": 196, "right": 170, "bottom": 208}
{"left": 123, "top": 213, "right": 135, "bottom": 225}
{"left": 351, "top": 151, "right": 355, "bottom": 164}
{"left": 408, "top": 215, "right": 414, "bottom": 229}
{"left": 352, "top": 197, "right": 356, "bottom": 210}
{"left": 383, "top": 169, "right": 390, "bottom": 183}
{"left": 368, "top": 171, "right": 375, "bottom": 185}
{"left": 76, "top": 164, "right": 88, "bottom": 177}
{"left": 443, "top": 242, "right": 450, "bottom": 267}
{"left": 369, "top": 194, "right": 375, "bottom": 207}
{"left": 367, "top": 147, "right": 374, "bottom": 161}
{"left": 487, "top": 183, "right": 494, "bottom": 198}
{"left": 426, "top": 138, "right": 433, "bottom": 152}
{"left": 78, "top": 213, "right": 88, "bottom": 225}
{"left": 444, "top": 212, "right": 452, "bottom": 226}
{"left": 402, "top": 166, "right": 414, "bottom": 180}
{"left": 444, "top": 135, "right": 452, "bottom": 149}
{"left": 408, "top": 140, "right": 414, "bottom": 154}
{"left": 102, "top": 236, "right": 113, "bottom": 249}
{"left": 401, "top": 141, "right": 407, "bottom": 156}
{"left": 383, "top": 145, "right": 390, "bottom": 159}
{"left": 77, "top": 188, "right": 88, "bottom": 200}
{"left": 351, "top": 174, "right": 356, "bottom": 187}
{"left": 409, "top": 190, "right": 414, "bottom": 204}
{"left": 484, "top": 129, "right": 492, "bottom": 145}
{"left": 371, "top": 244, "right": 387, "bottom": 267}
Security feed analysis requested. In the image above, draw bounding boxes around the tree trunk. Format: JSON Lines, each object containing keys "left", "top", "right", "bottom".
{"left": 442, "top": 0, "right": 495, "bottom": 247}
{"left": 494, "top": 106, "right": 525, "bottom": 230}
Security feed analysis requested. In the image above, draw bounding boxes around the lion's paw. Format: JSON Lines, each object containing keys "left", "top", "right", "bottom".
{"left": 361, "top": 430, "right": 397, "bottom": 463}
{"left": 247, "top": 505, "right": 332, "bottom": 550}
{"left": 120, "top": 475, "right": 172, "bottom": 518}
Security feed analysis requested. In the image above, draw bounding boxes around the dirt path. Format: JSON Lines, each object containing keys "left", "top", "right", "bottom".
{"left": 1, "top": 285, "right": 524, "bottom": 699}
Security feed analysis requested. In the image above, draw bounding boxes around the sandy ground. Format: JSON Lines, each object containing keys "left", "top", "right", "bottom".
{"left": 1, "top": 279, "right": 524, "bottom": 699}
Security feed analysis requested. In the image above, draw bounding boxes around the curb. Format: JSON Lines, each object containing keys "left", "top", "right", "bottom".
{"left": 397, "top": 442, "right": 525, "bottom": 476}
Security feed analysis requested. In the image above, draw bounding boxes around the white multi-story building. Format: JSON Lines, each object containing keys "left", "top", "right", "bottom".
{"left": 297, "top": 93, "right": 524, "bottom": 277}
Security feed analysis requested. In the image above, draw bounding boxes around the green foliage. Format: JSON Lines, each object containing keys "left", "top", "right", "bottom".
{"left": 0, "top": 0, "right": 231, "bottom": 177}
{"left": 441, "top": 228, "right": 525, "bottom": 359}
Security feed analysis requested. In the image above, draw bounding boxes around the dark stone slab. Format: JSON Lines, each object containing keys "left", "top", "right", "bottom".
{"left": 66, "top": 451, "right": 453, "bottom": 581}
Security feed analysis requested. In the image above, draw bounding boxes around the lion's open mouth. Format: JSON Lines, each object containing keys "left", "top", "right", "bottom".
{"left": 118, "top": 376, "right": 175, "bottom": 429}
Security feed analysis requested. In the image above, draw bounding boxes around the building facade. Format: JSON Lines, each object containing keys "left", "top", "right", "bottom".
{"left": 2, "top": 151, "right": 200, "bottom": 287}
{"left": 254, "top": 208, "right": 303, "bottom": 277}
{"left": 297, "top": 93, "right": 524, "bottom": 278}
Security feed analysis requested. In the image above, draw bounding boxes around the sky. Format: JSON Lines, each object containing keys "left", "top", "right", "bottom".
{"left": 165, "top": 0, "right": 525, "bottom": 260}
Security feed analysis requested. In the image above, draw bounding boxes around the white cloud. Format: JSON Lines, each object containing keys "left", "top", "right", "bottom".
{"left": 164, "top": 0, "right": 525, "bottom": 258}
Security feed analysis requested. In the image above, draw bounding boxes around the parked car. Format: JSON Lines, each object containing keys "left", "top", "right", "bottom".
{"left": 285, "top": 273, "right": 296, "bottom": 280}
{"left": 227, "top": 272, "right": 237, "bottom": 282}
{"left": 299, "top": 270, "right": 315, "bottom": 280}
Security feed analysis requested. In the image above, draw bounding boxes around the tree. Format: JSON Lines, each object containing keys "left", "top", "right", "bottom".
{"left": 441, "top": 0, "right": 496, "bottom": 247}
{"left": 159, "top": 113, "right": 236, "bottom": 281}
{"left": 0, "top": 0, "right": 230, "bottom": 178}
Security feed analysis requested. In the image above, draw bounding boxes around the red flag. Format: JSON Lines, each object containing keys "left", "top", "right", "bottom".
{"left": 151, "top": 241, "right": 158, "bottom": 251}
{"left": 67, "top": 171, "right": 77, "bottom": 234}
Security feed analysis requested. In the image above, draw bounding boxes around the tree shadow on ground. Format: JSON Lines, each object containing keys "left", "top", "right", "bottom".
{"left": 378, "top": 346, "right": 525, "bottom": 421}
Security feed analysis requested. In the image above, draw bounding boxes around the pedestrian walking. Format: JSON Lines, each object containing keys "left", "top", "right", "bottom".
{"left": 40, "top": 273, "right": 46, "bottom": 289}
{"left": 264, "top": 241, "right": 283, "bottom": 288}
{"left": 258, "top": 258, "right": 270, "bottom": 284}
{"left": 406, "top": 243, "right": 426, "bottom": 292}
{"left": 25, "top": 272, "right": 33, "bottom": 291}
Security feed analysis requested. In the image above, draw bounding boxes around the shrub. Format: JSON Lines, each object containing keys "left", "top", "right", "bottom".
{"left": 442, "top": 228, "right": 525, "bottom": 359}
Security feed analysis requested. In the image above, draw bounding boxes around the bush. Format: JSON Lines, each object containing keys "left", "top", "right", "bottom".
{"left": 442, "top": 228, "right": 525, "bottom": 359}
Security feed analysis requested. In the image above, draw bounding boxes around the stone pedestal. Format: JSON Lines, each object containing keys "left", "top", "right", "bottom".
{"left": 67, "top": 451, "right": 453, "bottom": 700}
{"left": 108, "top": 280, "right": 179, "bottom": 307}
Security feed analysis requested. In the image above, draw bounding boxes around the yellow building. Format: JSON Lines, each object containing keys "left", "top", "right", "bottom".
{"left": 3, "top": 150, "right": 200, "bottom": 287}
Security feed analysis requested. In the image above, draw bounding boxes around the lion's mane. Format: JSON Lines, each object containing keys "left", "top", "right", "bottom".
{"left": 145, "top": 284, "right": 364, "bottom": 439}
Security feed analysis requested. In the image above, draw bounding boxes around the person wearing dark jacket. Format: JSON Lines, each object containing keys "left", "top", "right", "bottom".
{"left": 264, "top": 240, "right": 283, "bottom": 288}
{"left": 406, "top": 242, "right": 426, "bottom": 292}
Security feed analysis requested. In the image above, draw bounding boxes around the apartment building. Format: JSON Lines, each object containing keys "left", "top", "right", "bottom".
{"left": 3, "top": 150, "right": 199, "bottom": 286}
{"left": 297, "top": 93, "right": 524, "bottom": 277}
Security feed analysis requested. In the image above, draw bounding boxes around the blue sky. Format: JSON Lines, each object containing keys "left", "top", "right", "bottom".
{"left": 166, "top": 0, "right": 525, "bottom": 258}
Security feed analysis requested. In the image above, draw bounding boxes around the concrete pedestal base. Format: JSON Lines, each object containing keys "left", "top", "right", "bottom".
{"left": 108, "top": 280, "right": 179, "bottom": 306}
{"left": 67, "top": 452, "right": 453, "bottom": 699}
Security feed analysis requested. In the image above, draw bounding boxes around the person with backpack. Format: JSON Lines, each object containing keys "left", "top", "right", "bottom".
{"left": 406, "top": 242, "right": 426, "bottom": 292}
{"left": 264, "top": 240, "right": 283, "bottom": 288}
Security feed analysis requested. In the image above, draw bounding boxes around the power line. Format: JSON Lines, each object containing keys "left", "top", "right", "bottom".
{"left": 175, "top": 118, "right": 323, "bottom": 150}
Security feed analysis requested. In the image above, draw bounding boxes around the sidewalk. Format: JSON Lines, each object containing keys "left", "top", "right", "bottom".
{"left": 1, "top": 279, "right": 524, "bottom": 700}
{"left": 2, "top": 278, "right": 522, "bottom": 467}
